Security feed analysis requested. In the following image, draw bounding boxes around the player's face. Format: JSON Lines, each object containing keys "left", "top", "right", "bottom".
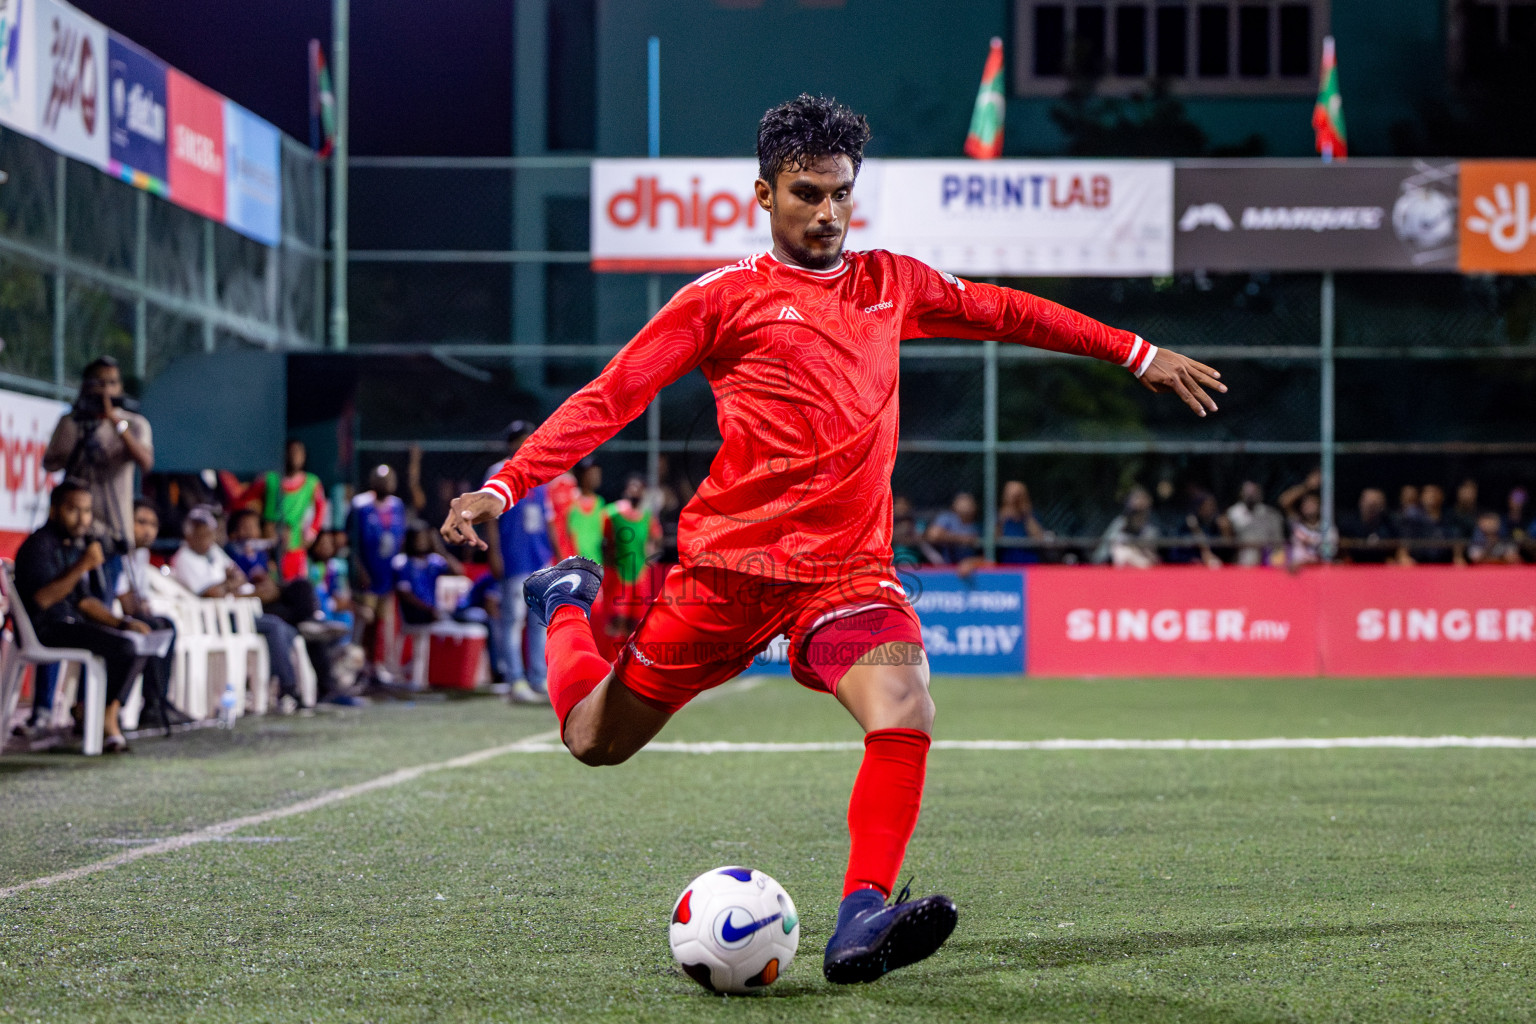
{"left": 133, "top": 507, "right": 159, "bottom": 549}
{"left": 756, "top": 154, "right": 855, "bottom": 271}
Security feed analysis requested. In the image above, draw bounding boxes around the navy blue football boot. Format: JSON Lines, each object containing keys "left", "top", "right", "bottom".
{"left": 822, "top": 881, "right": 958, "bottom": 984}
{"left": 523, "top": 556, "right": 604, "bottom": 627}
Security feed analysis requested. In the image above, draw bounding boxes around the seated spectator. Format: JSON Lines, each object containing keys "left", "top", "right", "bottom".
{"left": 892, "top": 513, "right": 942, "bottom": 568}
{"left": 1166, "top": 489, "right": 1229, "bottom": 567}
{"left": 1391, "top": 484, "right": 1424, "bottom": 535}
{"left": 392, "top": 524, "right": 464, "bottom": 627}
{"left": 1227, "top": 481, "right": 1284, "bottom": 567}
{"left": 1337, "top": 488, "right": 1399, "bottom": 564}
{"left": 13, "top": 482, "right": 150, "bottom": 752}
{"left": 308, "top": 530, "right": 354, "bottom": 630}
{"left": 227, "top": 508, "right": 322, "bottom": 624}
{"left": 1450, "top": 478, "right": 1480, "bottom": 538}
{"left": 170, "top": 506, "right": 311, "bottom": 711}
{"left": 1287, "top": 492, "right": 1335, "bottom": 566}
{"left": 1504, "top": 487, "right": 1528, "bottom": 545}
{"left": 996, "top": 480, "right": 1046, "bottom": 564}
{"left": 1468, "top": 511, "right": 1521, "bottom": 565}
{"left": 116, "top": 498, "right": 188, "bottom": 730}
{"left": 925, "top": 492, "right": 982, "bottom": 565}
{"left": 1092, "top": 486, "right": 1160, "bottom": 568}
{"left": 1398, "top": 484, "right": 1461, "bottom": 565}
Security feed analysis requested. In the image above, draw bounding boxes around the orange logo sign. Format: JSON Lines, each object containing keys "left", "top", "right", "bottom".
{"left": 1458, "top": 161, "right": 1536, "bottom": 272}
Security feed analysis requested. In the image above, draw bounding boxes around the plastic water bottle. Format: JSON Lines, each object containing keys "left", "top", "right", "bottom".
{"left": 218, "top": 681, "right": 239, "bottom": 729}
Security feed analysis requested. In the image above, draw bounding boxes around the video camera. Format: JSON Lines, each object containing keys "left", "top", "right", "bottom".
{"left": 71, "top": 391, "right": 139, "bottom": 424}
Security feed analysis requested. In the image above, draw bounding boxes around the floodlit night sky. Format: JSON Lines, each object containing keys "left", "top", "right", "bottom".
{"left": 71, "top": 0, "right": 513, "bottom": 154}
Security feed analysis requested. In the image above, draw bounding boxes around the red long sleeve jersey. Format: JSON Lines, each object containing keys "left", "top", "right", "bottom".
{"left": 484, "top": 249, "right": 1149, "bottom": 580}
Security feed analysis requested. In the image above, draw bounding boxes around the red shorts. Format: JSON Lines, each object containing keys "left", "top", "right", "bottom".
{"left": 612, "top": 563, "right": 925, "bottom": 713}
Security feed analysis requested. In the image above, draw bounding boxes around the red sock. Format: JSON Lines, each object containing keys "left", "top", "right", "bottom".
{"left": 843, "top": 727, "right": 931, "bottom": 899}
{"left": 545, "top": 606, "right": 611, "bottom": 735}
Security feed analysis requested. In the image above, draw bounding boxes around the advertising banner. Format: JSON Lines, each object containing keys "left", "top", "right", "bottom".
{"left": 748, "top": 568, "right": 1025, "bottom": 676}
{"left": 165, "top": 66, "right": 223, "bottom": 221}
{"left": 874, "top": 160, "right": 1173, "bottom": 276}
{"left": 223, "top": 99, "right": 281, "bottom": 246}
{"left": 0, "top": 0, "right": 37, "bottom": 138}
{"left": 106, "top": 33, "right": 165, "bottom": 192}
{"left": 591, "top": 158, "right": 882, "bottom": 273}
{"left": 1457, "top": 161, "right": 1536, "bottom": 273}
{"left": 0, "top": 387, "right": 67, "bottom": 557}
{"left": 1174, "top": 161, "right": 1459, "bottom": 271}
{"left": 1318, "top": 567, "right": 1536, "bottom": 676}
{"left": 1024, "top": 566, "right": 1320, "bottom": 676}
{"left": 35, "top": 0, "right": 107, "bottom": 169}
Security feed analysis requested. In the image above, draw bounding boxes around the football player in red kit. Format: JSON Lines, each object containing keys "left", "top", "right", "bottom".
{"left": 442, "top": 94, "right": 1225, "bottom": 984}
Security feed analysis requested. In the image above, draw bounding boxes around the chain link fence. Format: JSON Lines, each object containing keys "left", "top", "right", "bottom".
{"left": 0, "top": 129, "right": 325, "bottom": 399}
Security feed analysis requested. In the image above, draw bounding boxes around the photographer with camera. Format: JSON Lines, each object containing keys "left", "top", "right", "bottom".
{"left": 43, "top": 356, "right": 154, "bottom": 599}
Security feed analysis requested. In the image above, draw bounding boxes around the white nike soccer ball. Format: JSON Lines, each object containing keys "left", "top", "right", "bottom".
{"left": 669, "top": 865, "right": 799, "bottom": 994}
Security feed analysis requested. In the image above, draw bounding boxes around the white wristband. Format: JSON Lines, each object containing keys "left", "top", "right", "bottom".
{"left": 476, "top": 482, "right": 511, "bottom": 514}
{"left": 1133, "top": 343, "right": 1159, "bottom": 378}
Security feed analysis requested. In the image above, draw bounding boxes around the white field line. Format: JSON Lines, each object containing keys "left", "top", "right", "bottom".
{"left": 0, "top": 728, "right": 561, "bottom": 899}
{"left": 505, "top": 736, "right": 1536, "bottom": 754}
{"left": 0, "top": 676, "right": 772, "bottom": 898}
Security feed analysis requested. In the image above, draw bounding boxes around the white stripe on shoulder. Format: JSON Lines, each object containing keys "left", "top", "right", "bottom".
{"left": 691, "top": 256, "right": 760, "bottom": 290}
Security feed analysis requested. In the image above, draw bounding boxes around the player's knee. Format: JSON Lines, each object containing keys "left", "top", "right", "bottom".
{"left": 564, "top": 731, "right": 636, "bottom": 767}
{"left": 882, "top": 668, "right": 935, "bottom": 732}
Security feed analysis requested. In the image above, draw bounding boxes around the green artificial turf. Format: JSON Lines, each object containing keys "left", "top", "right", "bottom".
{"left": 1, "top": 677, "right": 1533, "bottom": 1022}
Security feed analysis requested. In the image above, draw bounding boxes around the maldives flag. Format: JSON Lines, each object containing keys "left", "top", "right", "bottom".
{"left": 1312, "top": 35, "right": 1347, "bottom": 161}
{"left": 964, "top": 37, "right": 1005, "bottom": 160}
{"left": 309, "top": 39, "right": 336, "bottom": 156}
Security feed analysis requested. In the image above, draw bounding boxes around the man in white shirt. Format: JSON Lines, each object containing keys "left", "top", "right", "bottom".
{"left": 115, "top": 498, "right": 187, "bottom": 728}
{"left": 170, "top": 507, "right": 306, "bottom": 709}
{"left": 1226, "top": 481, "right": 1285, "bottom": 567}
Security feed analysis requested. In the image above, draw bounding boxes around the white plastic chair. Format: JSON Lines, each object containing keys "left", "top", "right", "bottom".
{"left": 0, "top": 565, "right": 111, "bottom": 756}
{"left": 161, "top": 599, "right": 213, "bottom": 720}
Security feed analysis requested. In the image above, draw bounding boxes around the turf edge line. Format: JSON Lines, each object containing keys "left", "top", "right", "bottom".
{"left": 0, "top": 728, "right": 562, "bottom": 899}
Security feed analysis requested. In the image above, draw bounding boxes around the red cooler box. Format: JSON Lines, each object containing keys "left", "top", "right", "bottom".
{"left": 428, "top": 622, "right": 487, "bottom": 689}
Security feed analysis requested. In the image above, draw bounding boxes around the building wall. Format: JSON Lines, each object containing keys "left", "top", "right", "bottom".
{"left": 596, "top": 0, "right": 1446, "bottom": 160}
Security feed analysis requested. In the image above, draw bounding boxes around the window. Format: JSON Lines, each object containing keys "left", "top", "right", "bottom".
{"left": 1454, "top": 1, "right": 1536, "bottom": 78}
{"left": 1015, "top": 0, "right": 1328, "bottom": 95}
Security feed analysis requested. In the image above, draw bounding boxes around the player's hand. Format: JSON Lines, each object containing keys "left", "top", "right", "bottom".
{"left": 1138, "top": 348, "right": 1226, "bottom": 417}
{"left": 441, "top": 491, "right": 502, "bottom": 550}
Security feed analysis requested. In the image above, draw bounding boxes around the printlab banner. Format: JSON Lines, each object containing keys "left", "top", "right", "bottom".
{"left": 1174, "top": 161, "right": 1460, "bottom": 271}
{"left": 0, "top": 386, "right": 67, "bottom": 557}
{"left": 874, "top": 160, "right": 1173, "bottom": 276}
{"left": 749, "top": 568, "right": 1026, "bottom": 676}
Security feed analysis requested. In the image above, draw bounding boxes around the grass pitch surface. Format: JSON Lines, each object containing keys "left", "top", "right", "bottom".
{"left": 1, "top": 677, "right": 1534, "bottom": 1023}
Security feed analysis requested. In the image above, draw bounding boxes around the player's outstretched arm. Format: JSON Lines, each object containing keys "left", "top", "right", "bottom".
{"left": 1136, "top": 348, "right": 1227, "bottom": 418}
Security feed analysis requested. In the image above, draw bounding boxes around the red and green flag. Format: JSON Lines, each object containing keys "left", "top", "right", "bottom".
{"left": 964, "top": 37, "right": 1005, "bottom": 160}
{"left": 309, "top": 39, "right": 336, "bottom": 157}
{"left": 1312, "top": 35, "right": 1346, "bottom": 161}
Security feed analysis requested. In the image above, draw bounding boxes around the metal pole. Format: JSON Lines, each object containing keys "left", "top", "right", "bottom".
{"left": 1320, "top": 271, "right": 1336, "bottom": 559}
{"left": 330, "top": 0, "right": 350, "bottom": 350}
{"left": 134, "top": 190, "right": 147, "bottom": 379}
{"left": 51, "top": 154, "right": 65, "bottom": 388}
{"left": 203, "top": 219, "right": 216, "bottom": 352}
{"left": 645, "top": 37, "right": 662, "bottom": 489}
{"left": 982, "top": 338, "right": 999, "bottom": 562}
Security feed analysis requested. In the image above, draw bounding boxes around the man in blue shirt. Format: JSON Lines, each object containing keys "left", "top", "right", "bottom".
{"left": 484, "top": 421, "right": 554, "bottom": 703}
{"left": 346, "top": 465, "right": 407, "bottom": 682}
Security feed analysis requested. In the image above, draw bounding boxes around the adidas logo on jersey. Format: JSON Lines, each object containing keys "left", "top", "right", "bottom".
{"left": 777, "top": 305, "right": 806, "bottom": 321}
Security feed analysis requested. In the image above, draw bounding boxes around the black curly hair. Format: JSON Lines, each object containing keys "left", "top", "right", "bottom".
{"left": 756, "top": 94, "right": 871, "bottom": 187}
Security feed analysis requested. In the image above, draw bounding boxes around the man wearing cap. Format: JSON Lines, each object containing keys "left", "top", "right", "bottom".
{"left": 484, "top": 422, "right": 554, "bottom": 704}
